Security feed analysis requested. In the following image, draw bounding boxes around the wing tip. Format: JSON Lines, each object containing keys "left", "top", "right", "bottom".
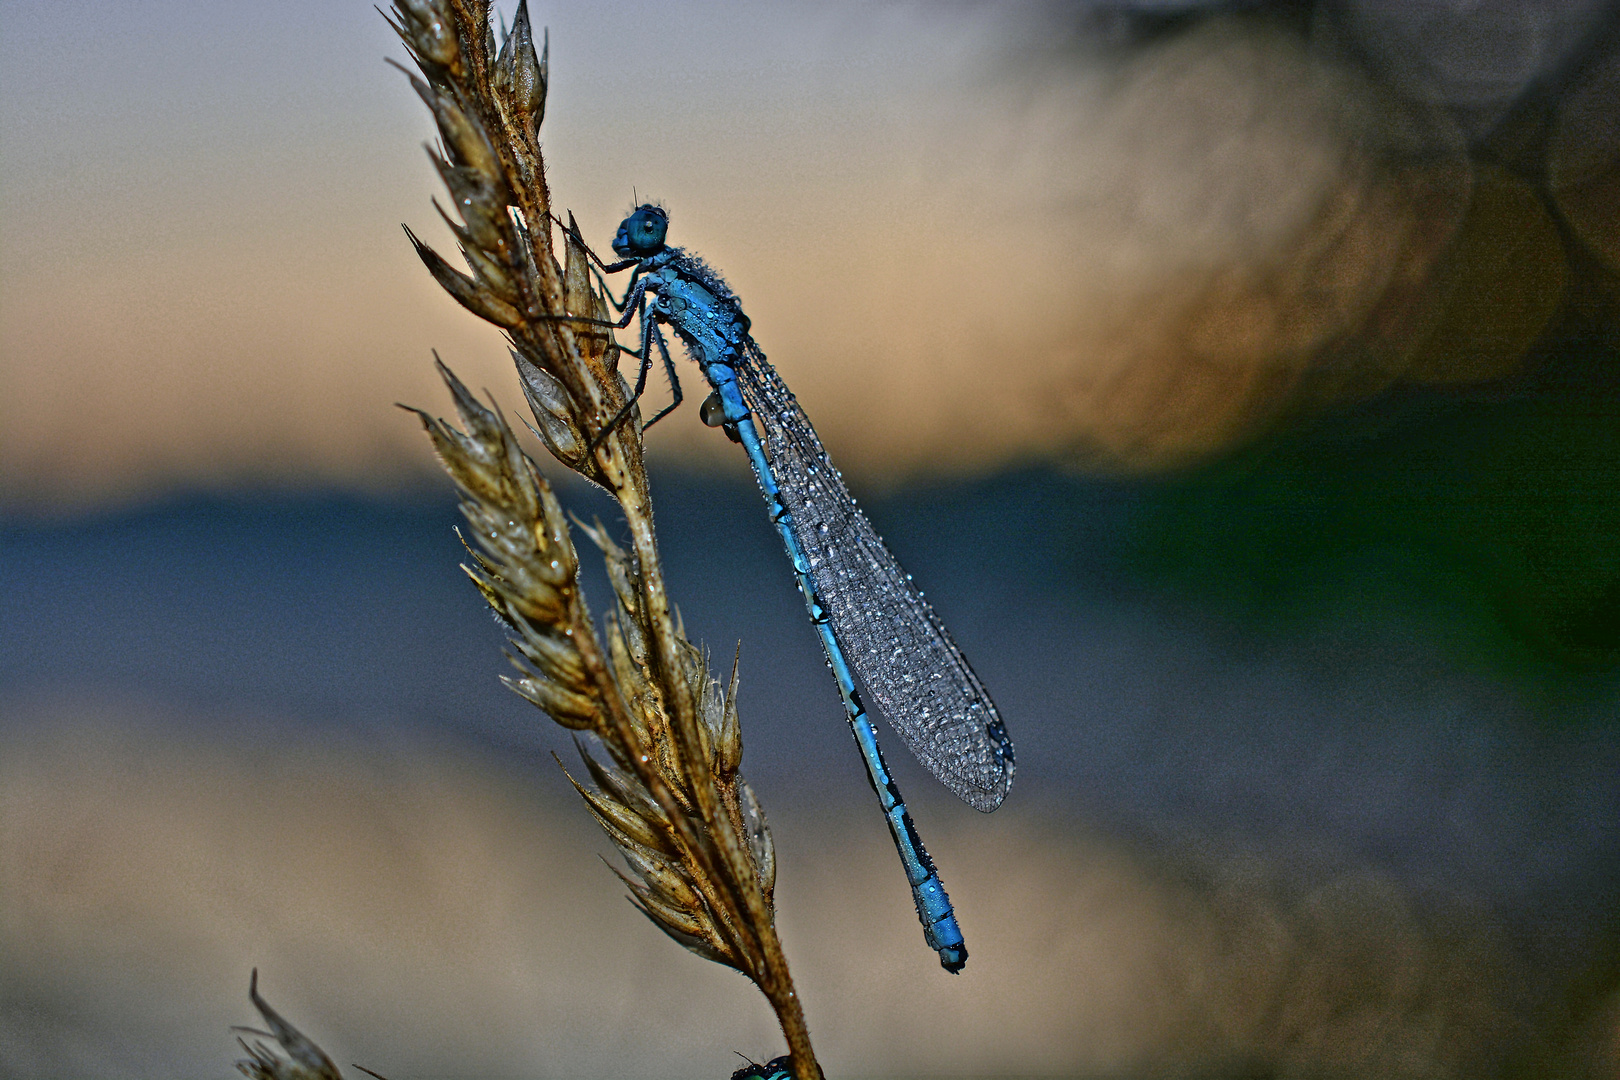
{"left": 967, "top": 767, "right": 1015, "bottom": 814}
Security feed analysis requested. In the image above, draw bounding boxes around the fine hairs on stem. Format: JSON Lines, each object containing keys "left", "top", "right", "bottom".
{"left": 381, "top": 0, "right": 819, "bottom": 1076}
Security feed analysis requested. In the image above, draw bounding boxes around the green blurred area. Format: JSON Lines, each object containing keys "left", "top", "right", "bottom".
{"left": 1109, "top": 155, "right": 1620, "bottom": 708}
{"left": 1126, "top": 349, "right": 1620, "bottom": 705}
{"left": 1127, "top": 383, "right": 1620, "bottom": 705}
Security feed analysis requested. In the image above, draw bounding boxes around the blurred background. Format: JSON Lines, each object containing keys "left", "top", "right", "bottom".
{"left": 2, "top": 1, "right": 1618, "bottom": 1077}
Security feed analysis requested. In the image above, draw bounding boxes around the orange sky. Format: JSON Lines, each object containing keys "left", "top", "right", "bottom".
{"left": 0, "top": 2, "right": 1547, "bottom": 510}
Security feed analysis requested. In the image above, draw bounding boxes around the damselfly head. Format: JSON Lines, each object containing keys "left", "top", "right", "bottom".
{"left": 613, "top": 203, "right": 669, "bottom": 257}
{"left": 730, "top": 1055, "right": 794, "bottom": 1080}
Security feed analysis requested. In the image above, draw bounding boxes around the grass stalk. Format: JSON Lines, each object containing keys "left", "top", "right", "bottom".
{"left": 383, "top": 1, "right": 820, "bottom": 1074}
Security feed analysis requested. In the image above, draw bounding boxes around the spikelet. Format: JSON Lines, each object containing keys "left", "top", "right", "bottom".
{"left": 383, "top": 0, "right": 622, "bottom": 490}
{"left": 231, "top": 971, "right": 341, "bottom": 1080}
{"left": 389, "top": 4, "right": 816, "bottom": 1075}
{"left": 410, "top": 363, "right": 780, "bottom": 969}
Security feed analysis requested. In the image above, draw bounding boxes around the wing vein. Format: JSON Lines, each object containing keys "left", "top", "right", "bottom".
{"left": 734, "top": 342, "right": 1014, "bottom": 811}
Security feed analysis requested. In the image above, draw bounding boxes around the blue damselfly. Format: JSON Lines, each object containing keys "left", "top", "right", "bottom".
{"left": 566, "top": 205, "right": 1014, "bottom": 972}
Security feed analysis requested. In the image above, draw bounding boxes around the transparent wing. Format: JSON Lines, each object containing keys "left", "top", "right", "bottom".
{"left": 734, "top": 342, "right": 1014, "bottom": 811}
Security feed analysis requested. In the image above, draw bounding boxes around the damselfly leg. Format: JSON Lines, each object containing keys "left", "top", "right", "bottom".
{"left": 586, "top": 297, "right": 684, "bottom": 454}
{"left": 545, "top": 212, "right": 686, "bottom": 450}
